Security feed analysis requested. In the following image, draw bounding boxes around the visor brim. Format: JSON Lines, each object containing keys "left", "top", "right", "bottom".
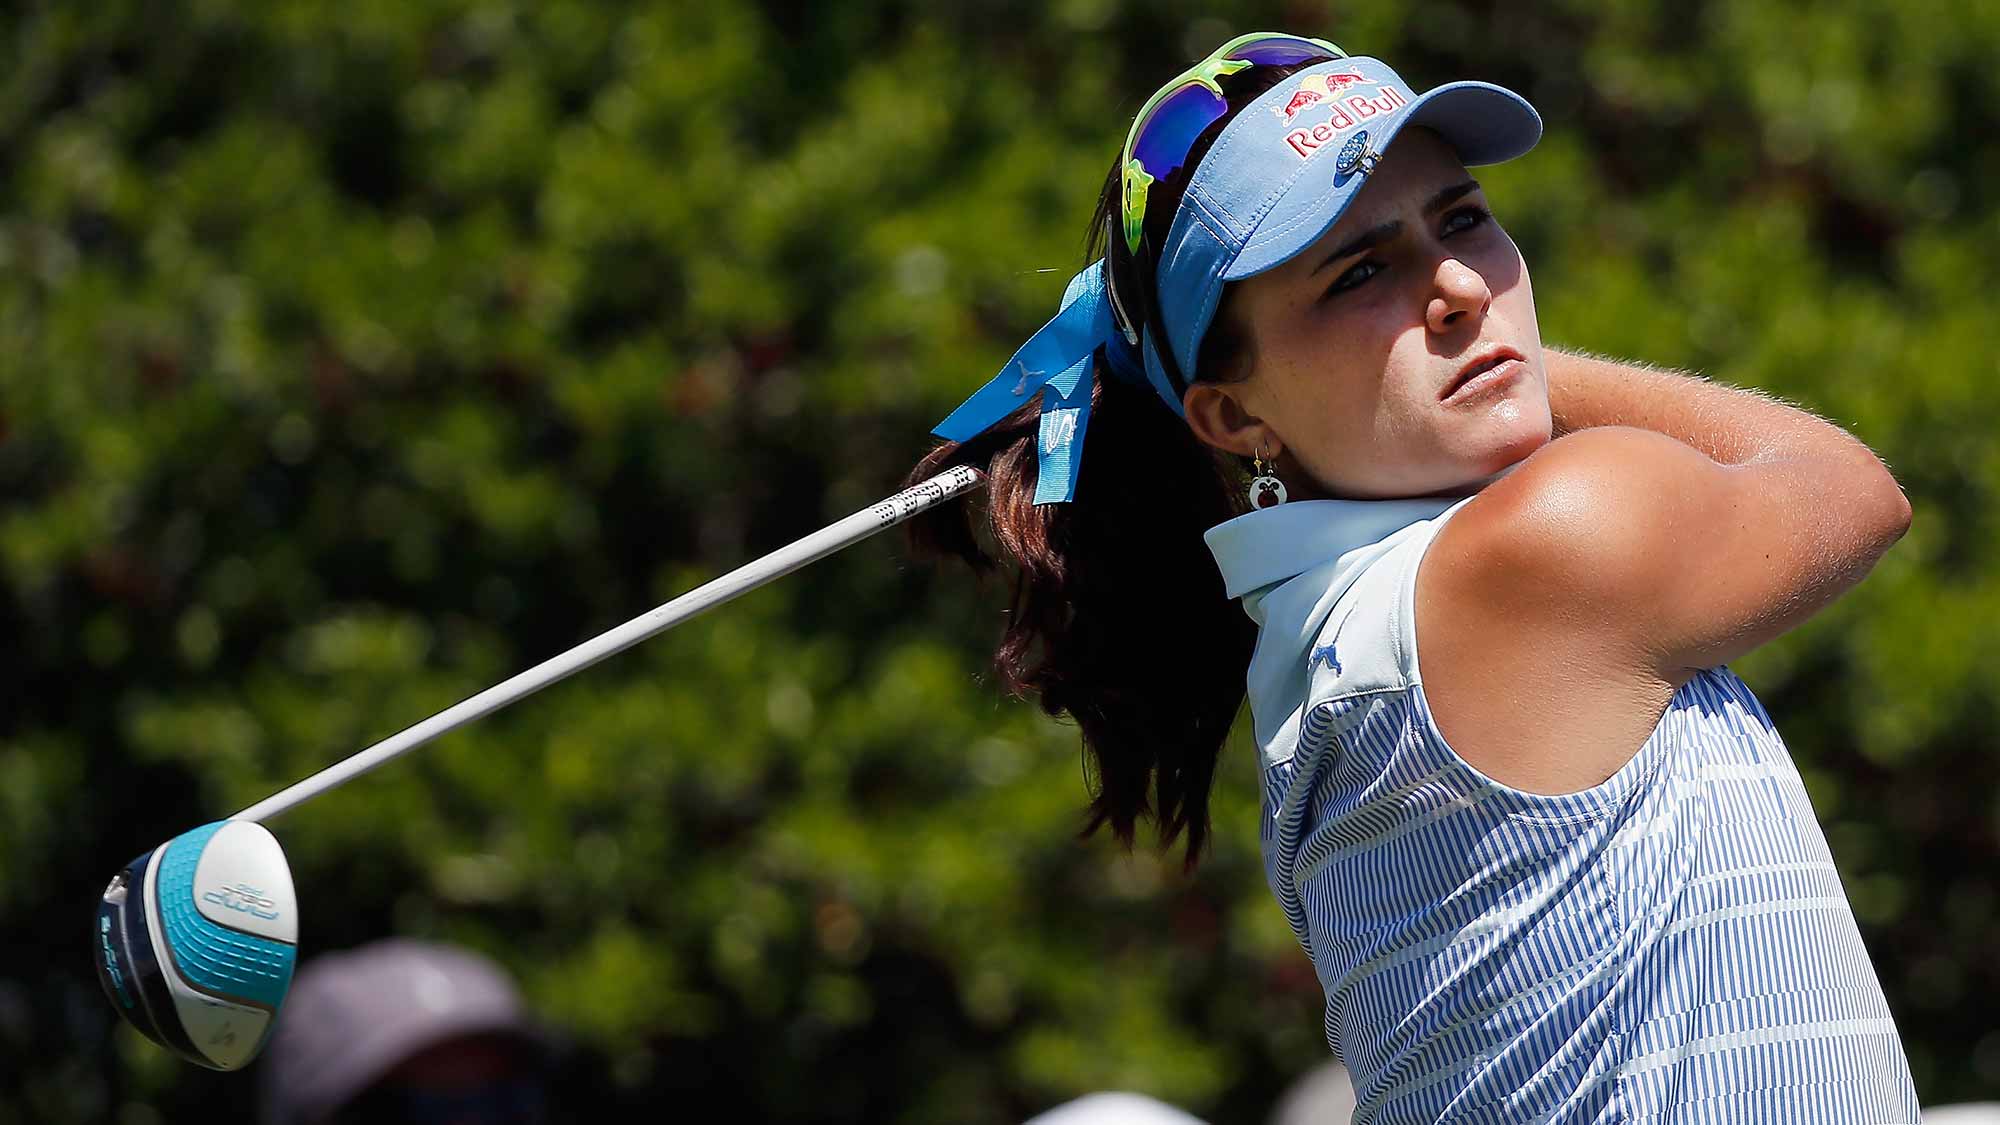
{"left": 1223, "top": 80, "right": 1542, "bottom": 281}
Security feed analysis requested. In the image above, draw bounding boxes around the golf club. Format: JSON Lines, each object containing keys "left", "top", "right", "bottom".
{"left": 94, "top": 465, "right": 985, "bottom": 1070}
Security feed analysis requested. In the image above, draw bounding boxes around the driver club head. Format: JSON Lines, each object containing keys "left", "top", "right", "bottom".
{"left": 94, "top": 820, "right": 299, "bottom": 1070}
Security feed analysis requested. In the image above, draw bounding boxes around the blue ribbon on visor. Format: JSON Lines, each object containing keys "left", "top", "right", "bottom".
{"left": 931, "top": 262, "right": 1172, "bottom": 504}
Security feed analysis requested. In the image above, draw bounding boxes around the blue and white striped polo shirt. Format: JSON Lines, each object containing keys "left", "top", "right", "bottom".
{"left": 1206, "top": 495, "right": 1920, "bottom": 1123}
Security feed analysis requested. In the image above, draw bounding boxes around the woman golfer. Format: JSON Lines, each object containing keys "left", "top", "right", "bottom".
{"left": 919, "top": 33, "right": 1918, "bottom": 1123}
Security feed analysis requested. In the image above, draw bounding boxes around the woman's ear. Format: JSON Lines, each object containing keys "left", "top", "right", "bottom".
{"left": 1183, "top": 381, "right": 1275, "bottom": 460}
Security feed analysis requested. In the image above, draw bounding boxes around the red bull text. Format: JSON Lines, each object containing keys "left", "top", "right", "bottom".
{"left": 1283, "top": 85, "right": 1410, "bottom": 160}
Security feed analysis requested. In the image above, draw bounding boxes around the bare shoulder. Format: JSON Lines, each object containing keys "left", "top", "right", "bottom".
{"left": 1435, "top": 422, "right": 1907, "bottom": 677}
{"left": 1434, "top": 426, "right": 1712, "bottom": 617}
{"left": 1413, "top": 407, "right": 1907, "bottom": 793}
{"left": 1413, "top": 429, "right": 1695, "bottom": 794}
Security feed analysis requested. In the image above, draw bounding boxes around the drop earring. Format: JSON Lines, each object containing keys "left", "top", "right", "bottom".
{"left": 1249, "top": 446, "right": 1288, "bottom": 509}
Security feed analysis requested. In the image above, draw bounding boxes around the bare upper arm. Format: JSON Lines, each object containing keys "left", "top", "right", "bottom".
{"left": 1435, "top": 425, "right": 1912, "bottom": 682}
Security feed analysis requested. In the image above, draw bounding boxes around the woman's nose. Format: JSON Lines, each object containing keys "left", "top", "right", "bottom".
{"left": 1426, "top": 258, "right": 1492, "bottom": 333}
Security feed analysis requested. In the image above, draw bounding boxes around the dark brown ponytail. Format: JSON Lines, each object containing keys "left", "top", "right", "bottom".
{"left": 907, "top": 59, "right": 1316, "bottom": 871}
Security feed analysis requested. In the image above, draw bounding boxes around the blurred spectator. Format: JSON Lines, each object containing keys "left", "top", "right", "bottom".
{"left": 1016, "top": 1059, "right": 2000, "bottom": 1123}
{"left": 1927, "top": 1106, "right": 2000, "bottom": 1123}
{"left": 258, "top": 938, "right": 555, "bottom": 1125}
{"left": 1267, "top": 1059, "right": 1357, "bottom": 1125}
{"left": 1021, "top": 1059, "right": 1358, "bottom": 1125}
{"left": 1022, "top": 1091, "right": 1210, "bottom": 1125}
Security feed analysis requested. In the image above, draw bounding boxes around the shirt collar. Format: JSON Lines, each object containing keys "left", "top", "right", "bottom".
{"left": 1204, "top": 496, "right": 1464, "bottom": 601}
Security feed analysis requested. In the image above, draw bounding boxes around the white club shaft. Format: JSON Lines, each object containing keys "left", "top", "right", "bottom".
{"left": 232, "top": 466, "right": 985, "bottom": 823}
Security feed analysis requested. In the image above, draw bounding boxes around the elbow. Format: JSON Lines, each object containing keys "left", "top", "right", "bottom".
{"left": 1862, "top": 456, "right": 1913, "bottom": 550}
{"left": 1883, "top": 480, "right": 1913, "bottom": 546}
{"left": 1887, "top": 479, "right": 1913, "bottom": 539}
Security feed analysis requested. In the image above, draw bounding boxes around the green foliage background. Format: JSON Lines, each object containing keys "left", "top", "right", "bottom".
{"left": 4, "top": 1, "right": 1996, "bottom": 1120}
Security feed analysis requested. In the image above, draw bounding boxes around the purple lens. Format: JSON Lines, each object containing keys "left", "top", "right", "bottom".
{"left": 1130, "top": 83, "right": 1231, "bottom": 186}
{"left": 1129, "top": 38, "right": 1340, "bottom": 183}
{"left": 1228, "top": 38, "right": 1340, "bottom": 68}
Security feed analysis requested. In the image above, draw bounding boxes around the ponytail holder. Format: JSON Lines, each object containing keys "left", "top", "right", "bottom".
{"left": 931, "top": 261, "right": 1179, "bottom": 504}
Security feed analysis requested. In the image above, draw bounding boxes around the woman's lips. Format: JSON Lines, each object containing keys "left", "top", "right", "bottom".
{"left": 1442, "top": 354, "right": 1525, "bottom": 403}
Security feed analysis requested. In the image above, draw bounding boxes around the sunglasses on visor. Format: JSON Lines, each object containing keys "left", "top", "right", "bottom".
{"left": 1104, "top": 32, "right": 1345, "bottom": 388}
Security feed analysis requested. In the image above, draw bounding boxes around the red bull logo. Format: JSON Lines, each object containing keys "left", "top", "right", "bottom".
{"left": 1283, "top": 85, "right": 1411, "bottom": 160}
{"left": 1271, "top": 72, "right": 1371, "bottom": 123}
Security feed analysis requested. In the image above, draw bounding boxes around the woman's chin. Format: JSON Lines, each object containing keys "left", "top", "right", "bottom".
{"left": 1473, "top": 409, "right": 1554, "bottom": 473}
{"left": 1492, "top": 428, "right": 1551, "bottom": 471}
{"left": 1423, "top": 427, "right": 1548, "bottom": 496}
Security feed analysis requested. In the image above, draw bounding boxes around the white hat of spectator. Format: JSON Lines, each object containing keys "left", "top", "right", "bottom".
{"left": 1023, "top": 1091, "right": 1211, "bottom": 1125}
{"left": 1925, "top": 1105, "right": 2000, "bottom": 1123}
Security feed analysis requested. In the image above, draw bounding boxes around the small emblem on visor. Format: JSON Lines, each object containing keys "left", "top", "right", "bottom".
{"left": 1335, "top": 130, "right": 1382, "bottom": 177}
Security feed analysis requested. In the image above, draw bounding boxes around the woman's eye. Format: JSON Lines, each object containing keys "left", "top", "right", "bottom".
{"left": 1325, "top": 260, "right": 1383, "bottom": 297}
{"left": 1443, "top": 205, "right": 1492, "bottom": 236}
